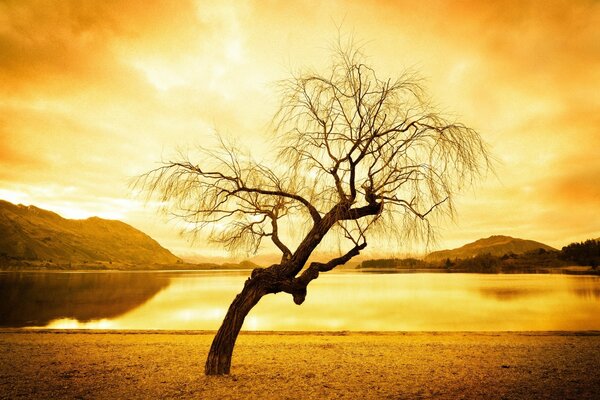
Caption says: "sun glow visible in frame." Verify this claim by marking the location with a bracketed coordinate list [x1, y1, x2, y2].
[132, 61, 187, 92]
[43, 318, 117, 330]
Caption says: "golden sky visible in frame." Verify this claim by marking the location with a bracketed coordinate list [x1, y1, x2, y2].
[1, 0, 598, 259]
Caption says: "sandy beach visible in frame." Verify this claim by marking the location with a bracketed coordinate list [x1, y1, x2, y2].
[1, 330, 599, 399]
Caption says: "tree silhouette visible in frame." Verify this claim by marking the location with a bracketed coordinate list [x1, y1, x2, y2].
[561, 239, 600, 269]
[138, 42, 491, 375]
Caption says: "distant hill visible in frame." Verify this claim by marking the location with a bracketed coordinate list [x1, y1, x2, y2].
[425, 235, 556, 262]
[0, 200, 180, 265]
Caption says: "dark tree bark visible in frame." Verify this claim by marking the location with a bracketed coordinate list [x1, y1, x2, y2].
[205, 276, 268, 375]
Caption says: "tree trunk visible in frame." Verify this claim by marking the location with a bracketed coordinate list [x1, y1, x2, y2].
[205, 277, 267, 375]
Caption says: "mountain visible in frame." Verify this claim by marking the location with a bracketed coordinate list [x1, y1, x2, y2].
[0, 200, 180, 265]
[425, 235, 556, 262]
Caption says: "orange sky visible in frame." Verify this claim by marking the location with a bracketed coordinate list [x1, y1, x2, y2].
[1, 0, 598, 259]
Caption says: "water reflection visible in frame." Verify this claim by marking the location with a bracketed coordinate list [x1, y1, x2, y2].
[571, 277, 600, 300]
[478, 279, 555, 300]
[479, 288, 538, 300]
[0, 272, 170, 327]
[1, 272, 600, 331]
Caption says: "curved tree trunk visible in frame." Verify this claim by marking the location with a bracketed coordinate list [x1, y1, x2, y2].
[205, 277, 267, 375]
[204, 241, 367, 375]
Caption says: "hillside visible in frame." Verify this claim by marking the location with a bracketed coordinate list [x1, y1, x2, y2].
[0, 200, 180, 265]
[425, 235, 556, 262]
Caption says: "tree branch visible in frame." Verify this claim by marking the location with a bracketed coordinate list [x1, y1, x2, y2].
[239, 187, 321, 223]
[267, 211, 292, 262]
[340, 201, 383, 221]
[279, 242, 366, 305]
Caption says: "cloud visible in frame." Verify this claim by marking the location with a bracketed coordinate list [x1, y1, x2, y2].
[0, 1, 203, 88]
[545, 161, 600, 207]
[0, 0, 598, 255]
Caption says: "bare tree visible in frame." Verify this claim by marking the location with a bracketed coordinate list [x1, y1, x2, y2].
[138, 42, 491, 375]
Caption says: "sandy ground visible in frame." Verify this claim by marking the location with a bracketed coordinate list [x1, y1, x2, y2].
[1, 331, 599, 399]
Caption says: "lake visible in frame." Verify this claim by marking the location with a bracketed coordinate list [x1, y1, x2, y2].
[1, 271, 599, 331]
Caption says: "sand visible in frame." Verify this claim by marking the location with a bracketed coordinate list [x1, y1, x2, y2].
[1, 330, 599, 399]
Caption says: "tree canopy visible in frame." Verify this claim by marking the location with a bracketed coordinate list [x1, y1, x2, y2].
[138, 44, 491, 260]
[137, 41, 492, 375]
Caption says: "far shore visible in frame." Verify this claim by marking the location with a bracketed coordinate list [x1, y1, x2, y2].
[356, 265, 600, 276]
[0, 260, 255, 272]
[1, 330, 599, 399]
[1, 263, 599, 276]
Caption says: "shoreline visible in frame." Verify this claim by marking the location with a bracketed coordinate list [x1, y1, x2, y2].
[3, 328, 600, 335]
[2, 330, 599, 399]
[1, 267, 599, 276]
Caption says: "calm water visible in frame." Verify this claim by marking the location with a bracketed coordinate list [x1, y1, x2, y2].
[1, 271, 599, 331]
